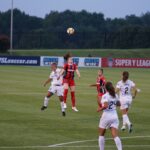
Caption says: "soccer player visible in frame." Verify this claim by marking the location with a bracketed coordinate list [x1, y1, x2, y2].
[90, 68, 106, 109]
[116, 71, 137, 133]
[41, 63, 66, 116]
[98, 82, 122, 150]
[59, 53, 80, 112]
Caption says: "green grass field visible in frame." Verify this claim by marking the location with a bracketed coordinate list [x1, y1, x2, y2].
[2, 48, 150, 58]
[0, 66, 150, 150]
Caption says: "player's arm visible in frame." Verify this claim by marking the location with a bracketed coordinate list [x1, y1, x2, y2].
[90, 83, 99, 87]
[59, 68, 65, 76]
[57, 68, 64, 80]
[97, 102, 108, 112]
[115, 82, 120, 94]
[132, 86, 138, 99]
[115, 88, 120, 94]
[76, 69, 80, 78]
[43, 78, 52, 87]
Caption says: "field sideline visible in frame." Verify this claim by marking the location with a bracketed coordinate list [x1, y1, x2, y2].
[0, 66, 150, 150]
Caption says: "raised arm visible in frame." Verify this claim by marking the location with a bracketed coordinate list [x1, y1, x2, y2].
[90, 83, 99, 87]
[59, 68, 65, 77]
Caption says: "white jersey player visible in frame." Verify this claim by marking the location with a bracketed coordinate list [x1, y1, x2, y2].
[41, 63, 65, 116]
[116, 71, 137, 132]
[98, 82, 122, 150]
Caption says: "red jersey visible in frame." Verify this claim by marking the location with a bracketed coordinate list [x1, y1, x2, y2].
[96, 76, 106, 96]
[63, 63, 77, 80]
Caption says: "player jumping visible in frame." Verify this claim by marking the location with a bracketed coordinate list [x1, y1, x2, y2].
[90, 68, 106, 109]
[59, 53, 80, 112]
[41, 63, 66, 116]
[116, 71, 137, 133]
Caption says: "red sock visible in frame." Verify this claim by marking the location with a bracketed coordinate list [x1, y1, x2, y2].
[71, 91, 76, 107]
[63, 89, 68, 103]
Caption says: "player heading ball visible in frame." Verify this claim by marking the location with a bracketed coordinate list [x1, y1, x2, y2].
[59, 53, 81, 112]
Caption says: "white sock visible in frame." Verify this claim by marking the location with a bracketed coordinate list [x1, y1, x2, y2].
[98, 136, 105, 150]
[123, 114, 131, 126]
[114, 137, 122, 150]
[44, 97, 50, 107]
[122, 115, 126, 126]
[60, 102, 65, 112]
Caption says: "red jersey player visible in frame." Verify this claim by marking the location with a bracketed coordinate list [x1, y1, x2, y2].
[59, 53, 80, 112]
[90, 68, 106, 108]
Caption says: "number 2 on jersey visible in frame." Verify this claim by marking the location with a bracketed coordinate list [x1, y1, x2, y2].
[108, 101, 116, 109]
[124, 87, 129, 94]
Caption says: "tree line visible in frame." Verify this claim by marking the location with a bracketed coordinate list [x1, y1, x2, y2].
[0, 9, 150, 49]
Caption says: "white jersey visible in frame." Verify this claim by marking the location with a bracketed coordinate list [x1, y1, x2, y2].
[101, 92, 119, 113]
[49, 68, 63, 86]
[116, 79, 135, 98]
[99, 92, 119, 129]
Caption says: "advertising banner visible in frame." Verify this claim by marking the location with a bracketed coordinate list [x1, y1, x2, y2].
[102, 58, 150, 68]
[0, 56, 40, 66]
[41, 56, 101, 67]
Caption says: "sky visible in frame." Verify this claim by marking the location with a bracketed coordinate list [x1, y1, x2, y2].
[0, 0, 150, 18]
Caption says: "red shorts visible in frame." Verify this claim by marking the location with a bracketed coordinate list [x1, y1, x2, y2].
[63, 78, 75, 86]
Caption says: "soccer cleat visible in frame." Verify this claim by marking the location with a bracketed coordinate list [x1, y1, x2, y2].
[72, 107, 79, 112]
[41, 106, 47, 111]
[64, 103, 67, 109]
[62, 111, 66, 117]
[128, 124, 133, 133]
[121, 125, 126, 131]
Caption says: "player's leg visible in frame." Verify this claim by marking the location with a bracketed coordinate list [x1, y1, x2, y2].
[98, 128, 106, 150]
[121, 108, 132, 133]
[70, 83, 78, 112]
[111, 127, 122, 150]
[63, 82, 69, 108]
[58, 96, 66, 116]
[120, 98, 132, 132]
[57, 86, 66, 116]
[41, 92, 53, 111]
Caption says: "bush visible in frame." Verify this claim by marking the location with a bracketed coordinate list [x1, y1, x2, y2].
[0, 35, 10, 53]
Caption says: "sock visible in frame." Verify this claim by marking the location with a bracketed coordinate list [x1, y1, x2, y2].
[114, 137, 122, 150]
[123, 114, 131, 126]
[122, 115, 126, 126]
[44, 97, 50, 107]
[98, 136, 105, 150]
[71, 91, 76, 107]
[60, 102, 65, 112]
[63, 89, 68, 104]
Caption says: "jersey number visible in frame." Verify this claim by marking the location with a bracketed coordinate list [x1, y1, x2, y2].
[125, 87, 129, 94]
[109, 101, 116, 109]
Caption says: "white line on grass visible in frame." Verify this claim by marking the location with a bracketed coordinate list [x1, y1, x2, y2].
[48, 135, 150, 147]
[0, 135, 150, 149]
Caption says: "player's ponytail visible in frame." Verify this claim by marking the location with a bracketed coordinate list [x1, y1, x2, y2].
[105, 82, 116, 98]
[64, 52, 72, 61]
[122, 71, 129, 82]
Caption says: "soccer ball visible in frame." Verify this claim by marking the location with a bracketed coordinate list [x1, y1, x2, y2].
[67, 27, 75, 35]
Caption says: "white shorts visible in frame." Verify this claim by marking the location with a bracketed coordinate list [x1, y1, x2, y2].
[120, 97, 132, 109]
[99, 112, 119, 129]
[48, 85, 63, 96]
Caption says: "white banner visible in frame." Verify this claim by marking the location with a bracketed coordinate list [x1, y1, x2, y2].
[40, 56, 101, 67]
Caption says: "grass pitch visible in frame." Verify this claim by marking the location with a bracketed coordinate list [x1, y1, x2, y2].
[0, 66, 150, 150]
